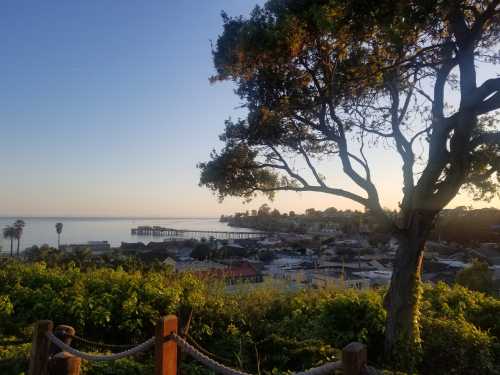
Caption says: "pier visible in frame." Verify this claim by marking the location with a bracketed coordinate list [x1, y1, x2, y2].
[131, 226, 265, 239]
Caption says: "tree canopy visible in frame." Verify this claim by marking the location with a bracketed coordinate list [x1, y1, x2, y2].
[199, 0, 500, 365]
[199, 0, 500, 226]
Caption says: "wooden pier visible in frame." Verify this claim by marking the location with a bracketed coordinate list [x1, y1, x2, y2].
[131, 226, 265, 239]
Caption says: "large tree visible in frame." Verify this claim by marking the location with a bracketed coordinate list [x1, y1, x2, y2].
[198, 0, 500, 367]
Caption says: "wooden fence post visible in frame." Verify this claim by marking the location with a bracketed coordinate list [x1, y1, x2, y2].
[155, 315, 178, 375]
[28, 320, 54, 375]
[48, 325, 81, 375]
[342, 342, 367, 375]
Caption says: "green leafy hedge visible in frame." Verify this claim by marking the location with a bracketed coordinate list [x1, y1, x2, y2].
[0, 260, 498, 374]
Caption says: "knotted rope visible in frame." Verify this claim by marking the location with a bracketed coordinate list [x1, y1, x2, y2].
[172, 333, 253, 375]
[66, 334, 138, 349]
[171, 333, 342, 375]
[46, 330, 344, 375]
[46, 332, 154, 362]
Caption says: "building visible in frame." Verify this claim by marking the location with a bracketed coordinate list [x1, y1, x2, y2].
[62, 241, 110, 254]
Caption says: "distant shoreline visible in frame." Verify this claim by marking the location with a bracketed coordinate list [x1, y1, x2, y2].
[0, 217, 251, 249]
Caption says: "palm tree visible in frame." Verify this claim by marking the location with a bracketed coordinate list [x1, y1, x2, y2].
[3, 226, 16, 257]
[13, 220, 25, 257]
[55, 222, 63, 249]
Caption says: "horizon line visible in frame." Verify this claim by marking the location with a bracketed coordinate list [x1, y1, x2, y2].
[0, 216, 220, 220]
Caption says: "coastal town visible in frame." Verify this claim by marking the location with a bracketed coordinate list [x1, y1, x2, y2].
[49, 206, 500, 296]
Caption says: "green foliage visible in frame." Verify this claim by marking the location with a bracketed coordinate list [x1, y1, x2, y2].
[0, 262, 499, 374]
[456, 259, 495, 294]
[0, 260, 206, 341]
[420, 282, 500, 374]
[201, 2, 500, 367]
[423, 282, 500, 339]
[82, 356, 154, 375]
[0, 342, 30, 375]
[318, 291, 386, 361]
[198, 143, 281, 202]
[421, 318, 496, 375]
[0, 295, 13, 319]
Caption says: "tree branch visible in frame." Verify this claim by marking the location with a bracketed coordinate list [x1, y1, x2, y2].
[386, 78, 415, 206]
[474, 77, 500, 102]
[267, 145, 309, 187]
[250, 185, 370, 207]
[476, 91, 500, 115]
[297, 144, 326, 187]
[471, 131, 500, 148]
[328, 108, 386, 218]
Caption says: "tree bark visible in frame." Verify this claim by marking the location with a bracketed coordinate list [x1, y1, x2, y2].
[384, 210, 435, 369]
[10, 238, 13, 257]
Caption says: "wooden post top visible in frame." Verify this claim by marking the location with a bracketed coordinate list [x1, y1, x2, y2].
[155, 315, 178, 375]
[343, 342, 367, 353]
[342, 342, 367, 375]
[54, 325, 76, 337]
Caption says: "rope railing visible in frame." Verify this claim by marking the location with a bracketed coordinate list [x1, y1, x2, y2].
[185, 332, 236, 366]
[172, 333, 253, 375]
[29, 317, 370, 375]
[172, 333, 343, 375]
[45, 330, 343, 375]
[45, 332, 155, 362]
[66, 333, 139, 350]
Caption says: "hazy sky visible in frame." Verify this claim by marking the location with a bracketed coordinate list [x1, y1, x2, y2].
[0, 1, 498, 218]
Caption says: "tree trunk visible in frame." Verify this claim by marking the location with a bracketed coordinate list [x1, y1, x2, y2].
[58, 234, 60, 250]
[17, 239, 20, 257]
[384, 210, 435, 369]
[10, 238, 13, 257]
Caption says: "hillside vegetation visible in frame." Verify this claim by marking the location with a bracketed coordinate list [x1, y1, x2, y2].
[0, 259, 499, 374]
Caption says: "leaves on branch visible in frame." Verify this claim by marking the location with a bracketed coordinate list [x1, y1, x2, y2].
[201, 0, 500, 221]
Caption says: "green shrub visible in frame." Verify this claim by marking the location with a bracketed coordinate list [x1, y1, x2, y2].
[423, 282, 500, 338]
[0, 342, 30, 375]
[0, 261, 499, 374]
[420, 317, 497, 375]
[456, 260, 495, 294]
[318, 290, 386, 361]
[82, 356, 154, 375]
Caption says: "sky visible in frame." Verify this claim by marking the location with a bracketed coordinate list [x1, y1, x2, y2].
[0, 1, 498, 218]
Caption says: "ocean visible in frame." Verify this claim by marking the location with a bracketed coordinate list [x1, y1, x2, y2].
[0, 217, 254, 252]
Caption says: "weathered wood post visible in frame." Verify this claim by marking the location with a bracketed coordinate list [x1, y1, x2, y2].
[342, 342, 367, 375]
[155, 315, 178, 375]
[28, 320, 54, 375]
[48, 325, 81, 375]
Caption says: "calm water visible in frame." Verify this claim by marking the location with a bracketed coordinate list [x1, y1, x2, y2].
[0, 217, 254, 252]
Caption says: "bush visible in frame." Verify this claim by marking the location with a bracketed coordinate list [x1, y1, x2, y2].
[0, 261, 498, 374]
[456, 260, 495, 294]
[82, 357, 154, 375]
[421, 317, 496, 375]
[318, 291, 386, 361]
[423, 282, 500, 338]
[0, 342, 30, 375]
